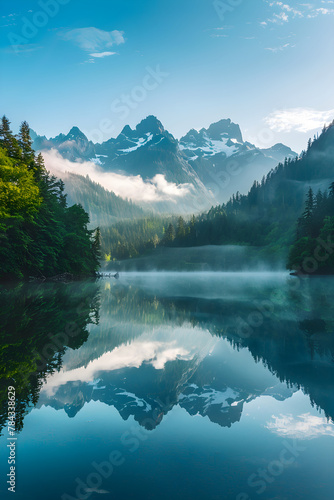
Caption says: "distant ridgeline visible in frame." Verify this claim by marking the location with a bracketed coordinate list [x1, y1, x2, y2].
[101, 121, 334, 271]
[0, 116, 100, 280]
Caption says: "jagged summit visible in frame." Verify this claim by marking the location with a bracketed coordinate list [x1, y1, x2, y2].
[205, 119, 243, 143]
[136, 115, 164, 136]
[180, 119, 243, 145]
[118, 116, 165, 139]
[66, 126, 88, 141]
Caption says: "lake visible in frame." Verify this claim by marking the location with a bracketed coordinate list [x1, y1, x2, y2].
[0, 272, 334, 500]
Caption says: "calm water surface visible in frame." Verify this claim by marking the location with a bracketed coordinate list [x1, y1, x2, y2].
[0, 272, 333, 500]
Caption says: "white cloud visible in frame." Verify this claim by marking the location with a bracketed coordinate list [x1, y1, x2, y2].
[265, 107, 334, 132]
[40, 325, 215, 396]
[42, 149, 192, 203]
[265, 42, 295, 52]
[42, 340, 191, 395]
[263, 0, 334, 24]
[273, 11, 289, 22]
[89, 51, 116, 58]
[266, 413, 334, 439]
[60, 27, 124, 62]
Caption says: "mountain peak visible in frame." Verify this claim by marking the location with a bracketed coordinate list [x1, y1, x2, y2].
[66, 126, 88, 141]
[136, 115, 165, 136]
[120, 124, 133, 137]
[205, 119, 243, 143]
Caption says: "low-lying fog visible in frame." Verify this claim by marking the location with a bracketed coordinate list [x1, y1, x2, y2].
[103, 244, 286, 273]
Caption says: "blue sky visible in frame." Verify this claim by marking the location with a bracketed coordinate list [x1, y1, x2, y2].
[1, 0, 334, 152]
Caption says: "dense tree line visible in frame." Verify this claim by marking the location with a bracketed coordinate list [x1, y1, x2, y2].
[0, 116, 100, 279]
[288, 184, 334, 273]
[101, 216, 177, 260]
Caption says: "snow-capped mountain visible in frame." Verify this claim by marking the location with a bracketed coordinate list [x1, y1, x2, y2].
[31, 116, 297, 207]
[37, 352, 296, 429]
[94, 116, 200, 184]
[179, 119, 297, 201]
[179, 119, 244, 159]
[180, 118, 296, 162]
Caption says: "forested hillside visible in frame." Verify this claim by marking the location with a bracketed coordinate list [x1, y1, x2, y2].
[64, 172, 145, 228]
[0, 116, 100, 280]
[101, 216, 176, 260]
[288, 184, 334, 274]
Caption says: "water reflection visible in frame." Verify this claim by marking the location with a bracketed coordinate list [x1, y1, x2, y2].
[1, 272, 333, 436]
[0, 281, 100, 435]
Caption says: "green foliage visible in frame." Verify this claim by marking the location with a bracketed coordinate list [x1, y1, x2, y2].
[164, 222, 176, 245]
[0, 116, 100, 280]
[100, 216, 174, 260]
[288, 183, 334, 274]
[0, 148, 41, 219]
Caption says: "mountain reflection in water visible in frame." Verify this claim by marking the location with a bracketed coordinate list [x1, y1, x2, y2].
[0, 272, 333, 500]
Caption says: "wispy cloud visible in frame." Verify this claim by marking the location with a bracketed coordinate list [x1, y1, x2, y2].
[265, 42, 295, 52]
[265, 107, 334, 132]
[59, 27, 124, 62]
[262, 0, 334, 25]
[210, 26, 234, 30]
[207, 26, 233, 38]
[1, 12, 18, 27]
[89, 51, 116, 58]
[266, 1, 303, 23]
[266, 413, 334, 439]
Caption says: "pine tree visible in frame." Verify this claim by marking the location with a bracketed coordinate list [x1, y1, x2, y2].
[18, 121, 34, 165]
[34, 152, 46, 181]
[0, 116, 21, 158]
[92, 227, 101, 261]
[315, 189, 323, 209]
[164, 223, 175, 245]
[303, 187, 314, 221]
[176, 216, 186, 239]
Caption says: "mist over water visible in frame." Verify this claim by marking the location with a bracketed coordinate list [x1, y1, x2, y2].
[104, 244, 286, 272]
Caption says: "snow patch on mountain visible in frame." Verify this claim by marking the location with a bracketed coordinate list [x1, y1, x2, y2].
[119, 133, 153, 153]
[180, 133, 239, 158]
[116, 390, 152, 412]
[179, 386, 239, 412]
